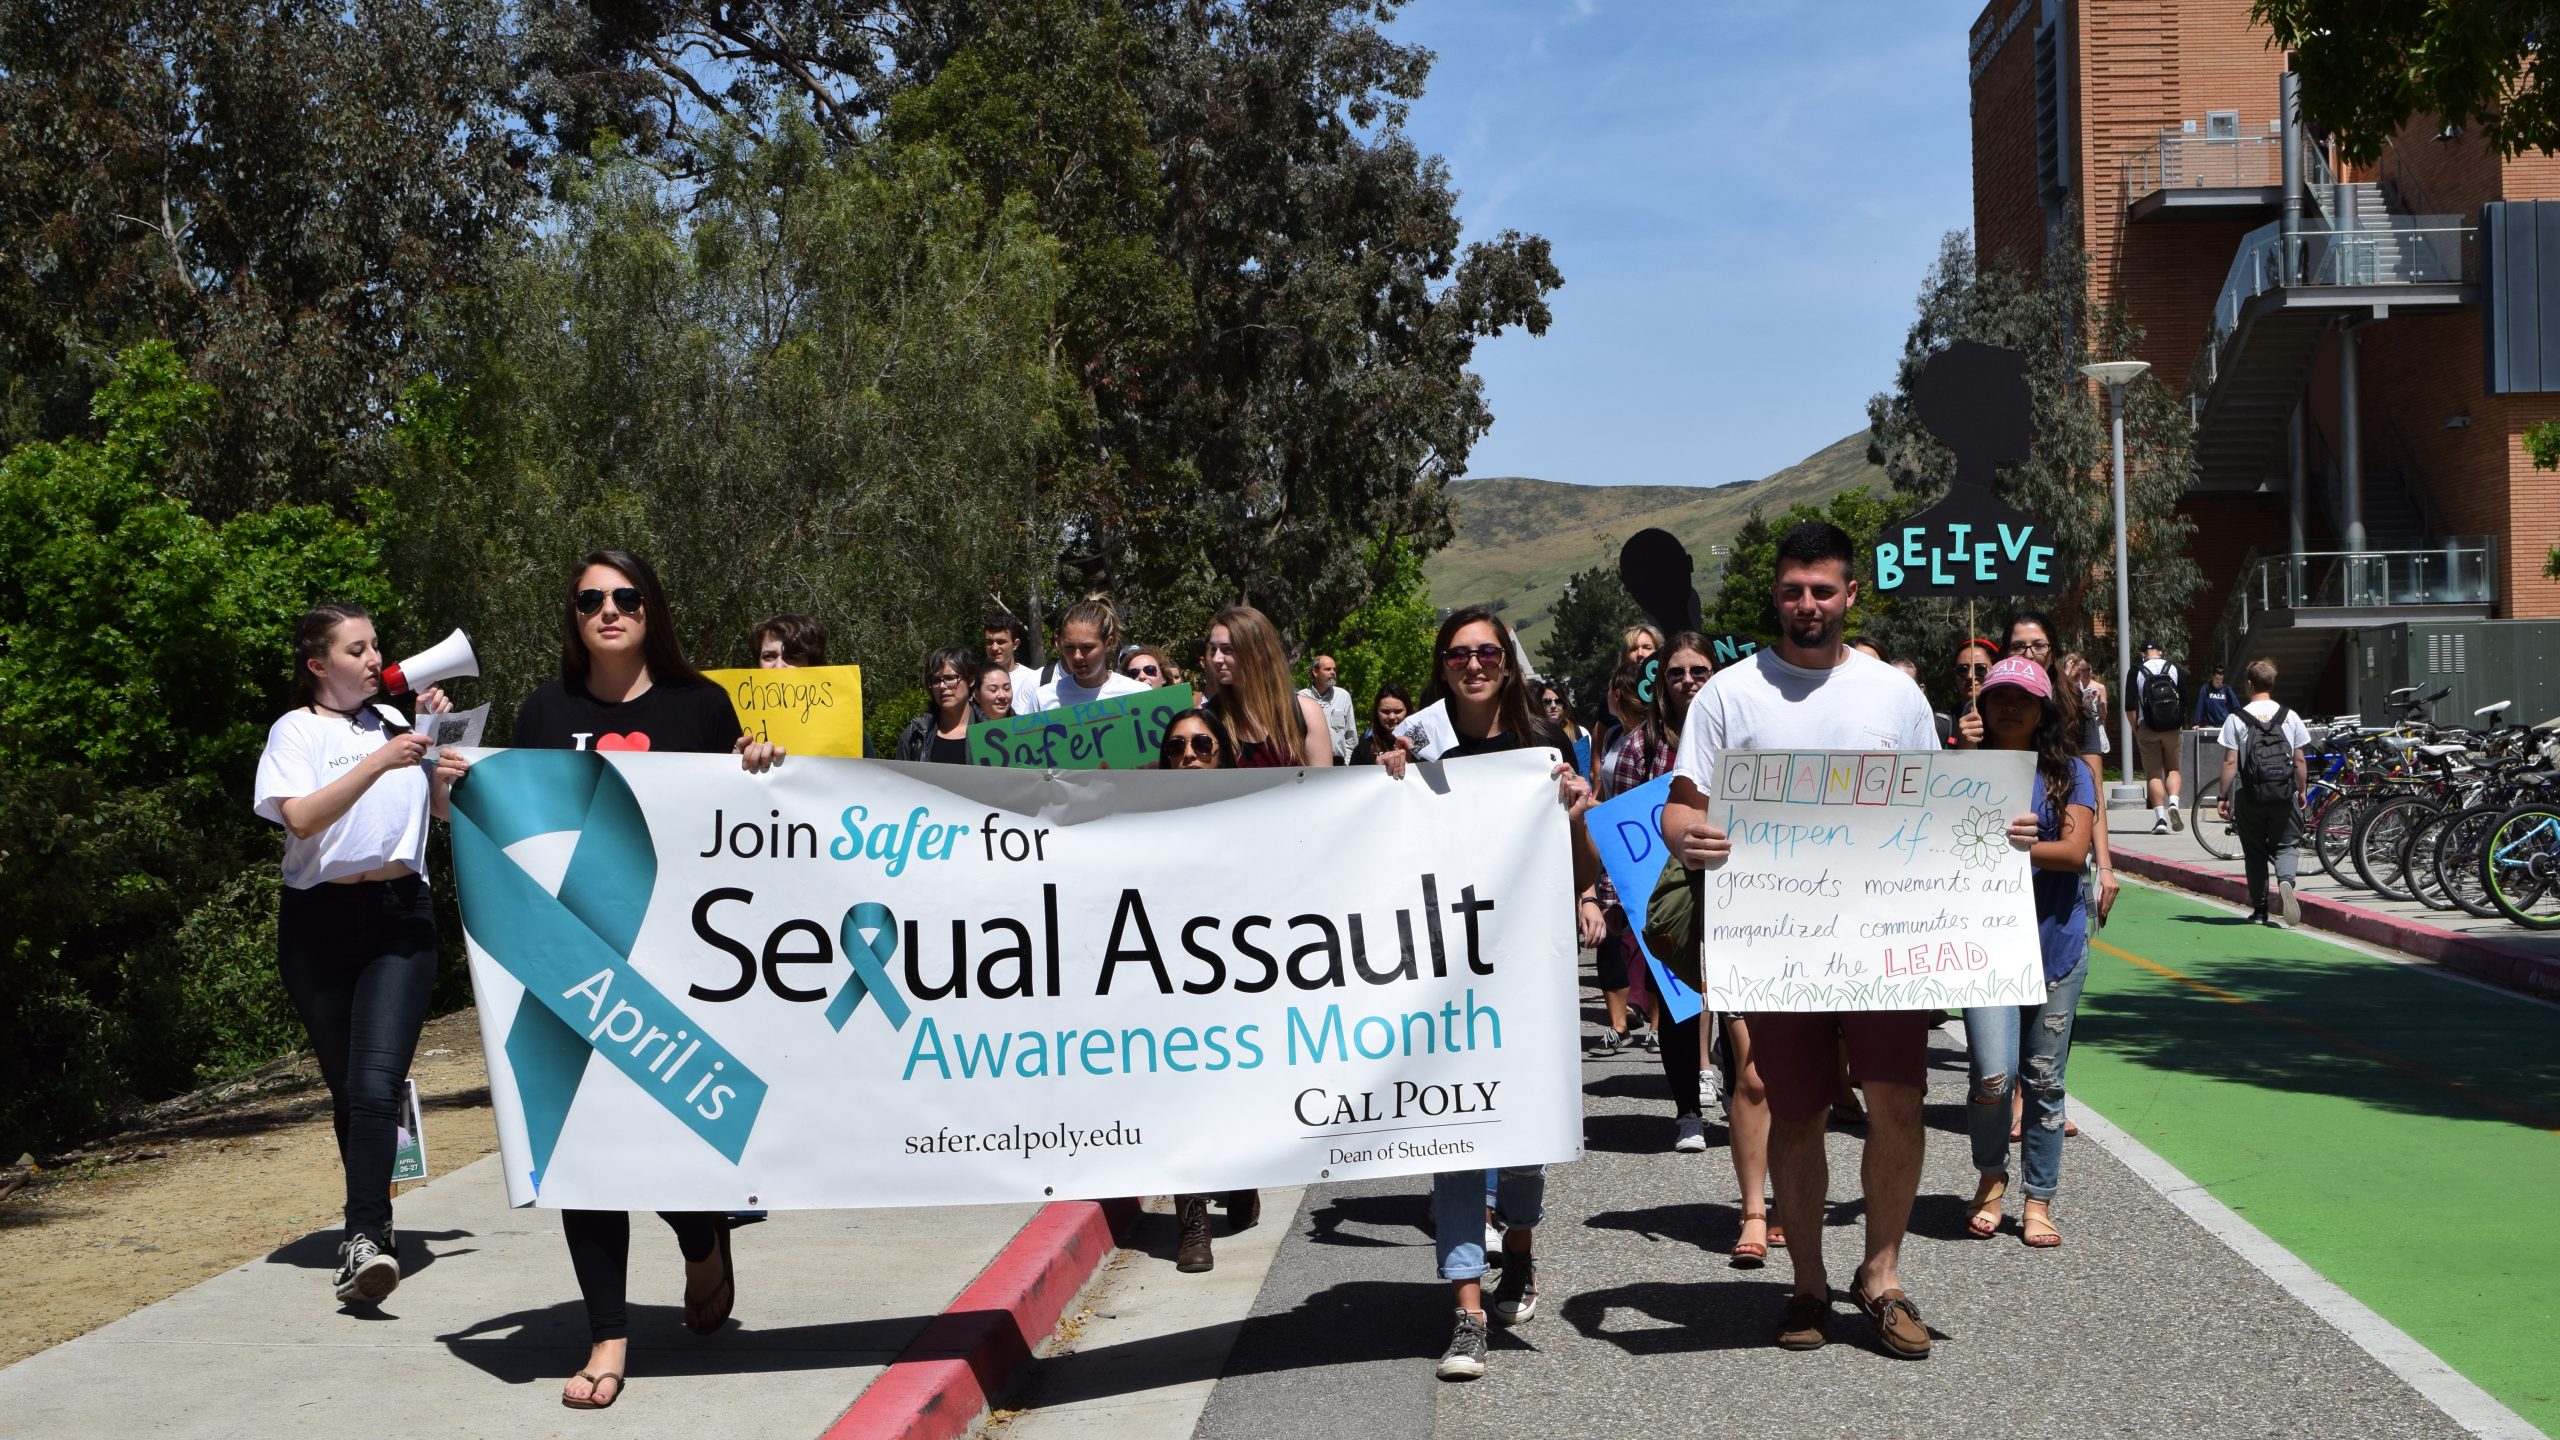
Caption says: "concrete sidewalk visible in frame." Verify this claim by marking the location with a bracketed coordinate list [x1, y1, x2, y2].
[0, 1154, 1041, 1438]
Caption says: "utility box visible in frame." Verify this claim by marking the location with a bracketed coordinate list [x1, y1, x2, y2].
[2344, 620, 2560, 726]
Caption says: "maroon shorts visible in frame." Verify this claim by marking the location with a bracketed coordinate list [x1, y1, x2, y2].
[1745, 1010, 1932, 1122]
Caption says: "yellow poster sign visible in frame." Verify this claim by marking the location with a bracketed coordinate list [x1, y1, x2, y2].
[701, 666, 867, 758]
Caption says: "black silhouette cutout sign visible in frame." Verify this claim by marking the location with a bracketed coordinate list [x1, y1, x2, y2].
[1615, 528, 1759, 670]
[1874, 340, 2059, 596]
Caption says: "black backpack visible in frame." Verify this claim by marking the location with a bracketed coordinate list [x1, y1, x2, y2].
[2235, 704, 2296, 804]
[2138, 667, 2183, 732]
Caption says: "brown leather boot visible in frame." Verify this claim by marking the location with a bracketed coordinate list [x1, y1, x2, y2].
[1175, 1194, 1214, 1272]
[1221, 1189, 1261, 1231]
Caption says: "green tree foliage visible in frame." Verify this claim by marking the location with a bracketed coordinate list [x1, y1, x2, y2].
[1538, 565, 1641, 722]
[387, 117, 1066, 736]
[1861, 231, 2200, 709]
[2255, 1, 2560, 164]
[0, 0, 529, 513]
[0, 343, 394, 1154]
[1306, 536, 1438, 712]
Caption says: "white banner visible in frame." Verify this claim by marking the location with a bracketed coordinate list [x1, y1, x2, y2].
[448, 747, 1582, 1210]
[1700, 748, 2047, 1012]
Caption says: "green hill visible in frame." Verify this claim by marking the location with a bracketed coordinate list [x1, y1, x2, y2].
[1426, 431, 1886, 652]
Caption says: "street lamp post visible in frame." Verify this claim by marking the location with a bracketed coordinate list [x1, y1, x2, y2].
[2080, 359, 2151, 792]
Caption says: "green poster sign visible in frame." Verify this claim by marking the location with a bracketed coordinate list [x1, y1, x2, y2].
[967, 684, 1194, 769]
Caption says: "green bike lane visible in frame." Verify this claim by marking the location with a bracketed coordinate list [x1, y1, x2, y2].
[2074, 881, 2560, 1434]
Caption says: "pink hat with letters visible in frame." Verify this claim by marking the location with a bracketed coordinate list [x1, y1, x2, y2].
[1979, 655, 2054, 705]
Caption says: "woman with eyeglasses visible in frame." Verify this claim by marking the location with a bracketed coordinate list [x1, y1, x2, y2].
[1377, 605, 1601, 1380]
[1201, 604, 1333, 766]
[508, 549, 784, 1411]
[1121, 646, 1173, 688]
[253, 604, 468, 1310]
[896, 646, 986, 764]
[1534, 680, 1590, 780]
[1349, 682, 1411, 765]
[1145, 706, 1263, 1267]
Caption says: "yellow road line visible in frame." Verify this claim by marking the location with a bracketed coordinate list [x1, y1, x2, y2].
[2090, 937, 2560, 1136]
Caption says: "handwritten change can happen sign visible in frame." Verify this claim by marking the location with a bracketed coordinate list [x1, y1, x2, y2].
[969, 684, 1192, 770]
[1701, 748, 2045, 1012]
[703, 666, 867, 758]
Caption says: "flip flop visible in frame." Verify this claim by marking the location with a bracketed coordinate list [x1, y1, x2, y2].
[562, 1372, 624, 1410]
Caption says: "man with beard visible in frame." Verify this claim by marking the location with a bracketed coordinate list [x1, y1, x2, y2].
[1657, 522, 2032, 1359]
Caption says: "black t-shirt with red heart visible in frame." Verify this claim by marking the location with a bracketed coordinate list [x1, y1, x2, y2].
[511, 677, 745, 755]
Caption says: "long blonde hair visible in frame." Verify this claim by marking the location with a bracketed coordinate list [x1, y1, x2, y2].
[1210, 604, 1306, 763]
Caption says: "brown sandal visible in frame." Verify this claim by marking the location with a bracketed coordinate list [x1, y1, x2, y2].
[562, 1371, 624, 1410]
[1730, 1211, 1769, 1267]
[1968, 1173, 2008, 1238]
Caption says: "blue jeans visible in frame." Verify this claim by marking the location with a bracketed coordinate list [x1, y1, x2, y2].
[1963, 952, 2089, 1201]
[1432, 1166, 1545, 1280]
[277, 875, 439, 1244]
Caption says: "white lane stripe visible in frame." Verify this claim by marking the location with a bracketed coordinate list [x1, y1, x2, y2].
[2068, 1099, 2547, 1440]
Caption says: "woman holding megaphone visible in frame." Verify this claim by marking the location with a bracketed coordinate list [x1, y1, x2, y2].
[509, 549, 784, 1411]
[253, 603, 470, 1309]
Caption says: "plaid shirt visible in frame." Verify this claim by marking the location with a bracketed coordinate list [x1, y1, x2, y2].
[1593, 724, 1678, 906]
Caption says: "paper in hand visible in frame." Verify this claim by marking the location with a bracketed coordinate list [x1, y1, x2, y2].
[1392, 700, 1460, 762]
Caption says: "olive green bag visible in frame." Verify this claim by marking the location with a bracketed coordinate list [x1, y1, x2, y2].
[1640, 853, 1705, 992]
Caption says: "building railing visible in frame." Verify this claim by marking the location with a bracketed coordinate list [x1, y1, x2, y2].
[2231, 540, 2499, 635]
[2123, 132, 2282, 200]
[2208, 217, 2474, 369]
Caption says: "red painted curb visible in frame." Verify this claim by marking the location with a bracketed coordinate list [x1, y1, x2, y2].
[818, 1196, 1143, 1440]
[2112, 847, 2560, 1002]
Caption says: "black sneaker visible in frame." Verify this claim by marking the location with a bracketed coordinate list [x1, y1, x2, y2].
[1587, 1027, 1625, 1059]
[1624, 1021, 1653, 1050]
[2245, 908, 2267, 926]
[333, 1234, 399, 1304]
[1491, 1256, 1539, 1326]
[1436, 1308, 1489, 1379]
[1673, 1113, 1708, 1153]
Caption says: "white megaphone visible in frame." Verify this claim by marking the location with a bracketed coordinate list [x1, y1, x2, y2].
[381, 629, 478, 696]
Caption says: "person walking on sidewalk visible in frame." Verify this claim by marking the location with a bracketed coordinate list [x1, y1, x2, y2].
[2216, 658, 2310, 927]
[1151, 708, 1265, 1271]
[1378, 605, 1601, 1381]
[1960, 657, 2096, 1250]
[508, 549, 787, 1410]
[2128, 641, 2187, 833]
[2192, 666, 2240, 729]
[1298, 653, 1358, 764]
[253, 604, 470, 1308]
[1659, 522, 2037, 1359]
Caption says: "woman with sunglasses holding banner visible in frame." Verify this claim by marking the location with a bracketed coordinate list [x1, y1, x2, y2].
[508, 549, 785, 1411]
[253, 604, 469, 1309]
[1378, 606, 1594, 1380]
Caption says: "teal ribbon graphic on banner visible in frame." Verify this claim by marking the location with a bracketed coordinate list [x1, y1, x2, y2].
[829, 902, 911, 1032]
[450, 750, 767, 1189]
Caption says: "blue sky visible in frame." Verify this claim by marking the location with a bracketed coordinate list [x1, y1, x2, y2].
[1389, 0, 1978, 488]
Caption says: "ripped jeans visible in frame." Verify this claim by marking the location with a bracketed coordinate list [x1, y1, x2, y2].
[1963, 951, 2088, 1200]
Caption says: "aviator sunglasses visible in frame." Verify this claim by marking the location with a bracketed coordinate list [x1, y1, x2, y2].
[1173, 732, 1220, 758]
[575, 586, 645, 616]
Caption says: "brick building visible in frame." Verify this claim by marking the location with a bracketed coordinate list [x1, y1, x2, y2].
[1969, 0, 2560, 715]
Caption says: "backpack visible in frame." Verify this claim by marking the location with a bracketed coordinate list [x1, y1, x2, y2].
[2235, 704, 2296, 804]
[2138, 666, 2183, 732]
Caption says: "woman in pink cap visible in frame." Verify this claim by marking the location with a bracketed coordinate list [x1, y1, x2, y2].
[1960, 656, 2095, 1249]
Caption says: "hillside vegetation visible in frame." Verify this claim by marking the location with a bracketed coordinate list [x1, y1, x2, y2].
[1426, 431, 1885, 651]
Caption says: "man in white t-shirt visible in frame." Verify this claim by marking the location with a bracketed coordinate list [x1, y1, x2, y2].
[2215, 656, 2311, 928]
[1298, 654, 1357, 765]
[983, 611, 1043, 714]
[1658, 521, 2035, 1359]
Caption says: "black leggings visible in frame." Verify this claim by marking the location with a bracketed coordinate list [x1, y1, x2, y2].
[562, 1210, 721, 1341]
[1658, 1005, 1704, 1117]
[277, 875, 438, 1245]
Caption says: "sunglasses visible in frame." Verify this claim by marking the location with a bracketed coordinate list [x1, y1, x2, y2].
[1440, 644, 1507, 669]
[1172, 733, 1219, 758]
[574, 586, 644, 616]
[1539, 695, 1564, 707]
[1129, 663, 1163, 679]
[1956, 662, 1989, 677]
[1661, 664, 1713, 682]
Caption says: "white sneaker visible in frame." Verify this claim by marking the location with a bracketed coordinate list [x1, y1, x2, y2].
[2169, 804, 2185, 832]
[1699, 1066, 1724, 1114]
[2151, 815, 2171, 834]
[2278, 880, 2300, 927]
[1673, 1114, 1708, 1153]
